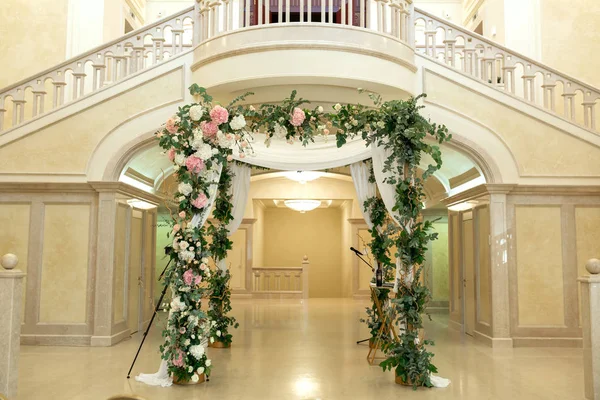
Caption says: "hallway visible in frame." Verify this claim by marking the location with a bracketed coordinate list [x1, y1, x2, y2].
[18, 298, 585, 400]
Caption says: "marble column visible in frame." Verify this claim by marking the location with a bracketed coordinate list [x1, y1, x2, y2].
[0, 254, 25, 399]
[579, 258, 600, 400]
[488, 192, 513, 347]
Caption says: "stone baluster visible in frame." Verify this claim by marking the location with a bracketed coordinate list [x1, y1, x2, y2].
[463, 47, 476, 76]
[424, 29, 436, 58]
[302, 256, 309, 299]
[502, 61, 517, 94]
[444, 36, 456, 67]
[542, 73, 557, 111]
[172, 28, 184, 54]
[11, 89, 26, 126]
[152, 28, 166, 64]
[92, 52, 107, 90]
[562, 84, 577, 122]
[522, 73, 536, 103]
[406, 0, 414, 47]
[0, 254, 26, 399]
[31, 79, 47, 118]
[0, 98, 5, 131]
[194, 0, 203, 45]
[284, 271, 291, 291]
[389, 2, 399, 39]
[52, 71, 67, 108]
[274, 271, 281, 290]
[253, 270, 260, 291]
[578, 258, 600, 400]
[482, 45, 496, 84]
[583, 92, 597, 130]
[72, 61, 87, 100]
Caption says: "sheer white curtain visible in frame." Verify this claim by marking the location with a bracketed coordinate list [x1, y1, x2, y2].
[217, 162, 251, 275]
[350, 161, 376, 229]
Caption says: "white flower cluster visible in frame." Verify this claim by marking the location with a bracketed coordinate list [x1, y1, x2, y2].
[274, 123, 287, 139]
[230, 114, 246, 130]
[189, 344, 205, 360]
[217, 131, 236, 149]
[191, 130, 204, 150]
[178, 250, 195, 262]
[189, 105, 205, 121]
[194, 143, 213, 161]
[175, 153, 186, 166]
[170, 296, 186, 312]
[178, 182, 193, 197]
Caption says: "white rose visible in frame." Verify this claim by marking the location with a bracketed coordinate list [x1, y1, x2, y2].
[185, 339, 191, 346]
[206, 359, 212, 367]
[197, 367, 205, 374]
[178, 182, 193, 197]
[377, 121, 385, 128]
[212, 148, 219, 155]
[230, 114, 246, 130]
[179, 241, 189, 250]
[273, 123, 287, 139]
[317, 106, 323, 113]
[194, 143, 213, 161]
[210, 337, 215, 343]
[190, 344, 205, 359]
[172, 136, 179, 143]
[189, 105, 205, 121]
[170, 296, 186, 312]
[173, 165, 180, 171]
[175, 153, 186, 166]
[333, 103, 342, 111]
[191, 374, 199, 383]
[178, 250, 195, 262]
[216, 330, 221, 337]
[202, 257, 209, 264]
[188, 366, 193, 373]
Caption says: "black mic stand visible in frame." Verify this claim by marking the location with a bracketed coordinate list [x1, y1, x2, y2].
[351, 249, 379, 345]
[126, 258, 172, 379]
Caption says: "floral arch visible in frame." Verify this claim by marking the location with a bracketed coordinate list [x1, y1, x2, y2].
[151, 84, 450, 387]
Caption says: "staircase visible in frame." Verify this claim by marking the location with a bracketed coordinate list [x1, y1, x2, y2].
[0, 2, 598, 135]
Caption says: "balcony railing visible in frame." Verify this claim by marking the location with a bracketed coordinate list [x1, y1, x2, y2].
[252, 256, 309, 298]
[414, 8, 600, 132]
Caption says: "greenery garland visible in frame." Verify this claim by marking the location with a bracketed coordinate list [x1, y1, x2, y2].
[207, 163, 239, 346]
[156, 85, 449, 385]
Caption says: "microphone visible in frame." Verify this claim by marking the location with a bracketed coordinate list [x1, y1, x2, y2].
[350, 247, 364, 256]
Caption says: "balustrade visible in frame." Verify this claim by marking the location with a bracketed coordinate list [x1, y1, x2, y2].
[252, 256, 309, 298]
[194, 0, 414, 45]
[414, 8, 600, 132]
[0, 7, 194, 133]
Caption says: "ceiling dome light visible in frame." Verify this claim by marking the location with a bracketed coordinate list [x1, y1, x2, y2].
[284, 199, 322, 213]
[284, 171, 323, 184]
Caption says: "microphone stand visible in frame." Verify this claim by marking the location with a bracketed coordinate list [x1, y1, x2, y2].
[126, 258, 172, 379]
[351, 249, 379, 345]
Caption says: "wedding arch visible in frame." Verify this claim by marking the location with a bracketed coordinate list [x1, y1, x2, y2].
[142, 84, 450, 388]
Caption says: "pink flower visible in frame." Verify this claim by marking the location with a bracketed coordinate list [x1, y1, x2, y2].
[323, 128, 330, 135]
[173, 224, 181, 233]
[194, 275, 202, 285]
[201, 121, 218, 139]
[183, 269, 194, 285]
[172, 349, 184, 367]
[239, 152, 245, 159]
[210, 105, 229, 125]
[157, 131, 164, 138]
[166, 118, 178, 134]
[168, 148, 176, 162]
[227, 155, 233, 162]
[179, 327, 186, 334]
[200, 263, 207, 270]
[241, 141, 248, 148]
[191, 193, 208, 209]
[178, 211, 186, 218]
[185, 156, 205, 174]
[290, 107, 306, 127]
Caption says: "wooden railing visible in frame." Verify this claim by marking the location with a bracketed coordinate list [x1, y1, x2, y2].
[414, 8, 600, 132]
[252, 256, 309, 298]
[0, 6, 195, 133]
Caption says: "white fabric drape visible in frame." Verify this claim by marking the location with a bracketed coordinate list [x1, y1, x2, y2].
[190, 162, 223, 229]
[350, 161, 376, 229]
[371, 143, 400, 224]
[225, 163, 251, 235]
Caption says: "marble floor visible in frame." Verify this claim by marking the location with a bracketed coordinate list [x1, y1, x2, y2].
[18, 298, 585, 400]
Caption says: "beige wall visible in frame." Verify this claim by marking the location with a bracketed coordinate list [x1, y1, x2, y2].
[540, 0, 600, 88]
[263, 208, 342, 298]
[252, 201, 265, 268]
[340, 201, 353, 297]
[0, 0, 69, 89]
[430, 219, 450, 303]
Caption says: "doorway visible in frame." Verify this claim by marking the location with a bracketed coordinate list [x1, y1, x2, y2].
[461, 211, 476, 337]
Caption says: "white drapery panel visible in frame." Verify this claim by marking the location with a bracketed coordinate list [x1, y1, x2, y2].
[190, 163, 223, 228]
[232, 133, 370, 170]
[225, 163, 251, 235]
[350, 161, 376, 229]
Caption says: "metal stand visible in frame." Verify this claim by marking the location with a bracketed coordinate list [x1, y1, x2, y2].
[126, 259, 171, 379]
[352, 249, 377, 345]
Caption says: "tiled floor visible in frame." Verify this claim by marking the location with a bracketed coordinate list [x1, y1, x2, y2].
[18, 298, 585, 399]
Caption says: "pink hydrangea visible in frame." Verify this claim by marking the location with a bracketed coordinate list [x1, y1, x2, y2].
[168, 148, 176, 162]
[183, 269, 194, 285]
[166, 118, 178, 134]
[290, 107, 306, 127]
[210, 105, 229, 125]
[194, 275, 202, 285]
[185, 156, 205, 174]
[191, 193, 208, 209]
[201, 121, 218, 139]
[172, 349, 185, 367]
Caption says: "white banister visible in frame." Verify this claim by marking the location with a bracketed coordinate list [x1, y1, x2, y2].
[252, 256, 309, 298]
[0, 254, 25, 399]
[0, 6, 194, 134]
[302, 255, 309, 299]
[414, 7, 600, 133]
[579, 258, 600, 399]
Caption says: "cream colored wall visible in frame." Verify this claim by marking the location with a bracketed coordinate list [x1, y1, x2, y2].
[416, 0, 462, 23]
[424, 71, 600, 178]
[263, 208, 342, 298]
[340, 202, 353, 297]
[476, 206, 491, 326]
[431, 220, 449, 303]
[449, 212, 462, 326]
[114, 204, 128, 324]
[539, 0, 600, 88]
[155, 213, 172, 302]
[357, 228, 374, 291]
[0, 0, 69, 88]
[145, 0, 193, 22]
[252, 201, 265, 268]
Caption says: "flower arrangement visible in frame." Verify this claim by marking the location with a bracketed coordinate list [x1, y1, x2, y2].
[156, 85, 449, 386]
